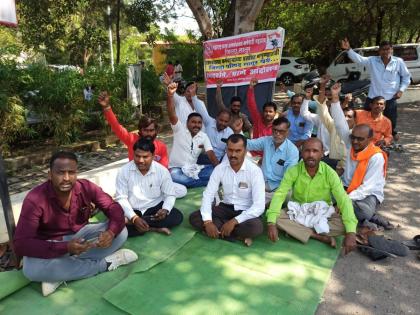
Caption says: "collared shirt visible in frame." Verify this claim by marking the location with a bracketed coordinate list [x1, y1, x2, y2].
[355, 110, 393, 145]
[267, 161, 357, 233]
[115, 161, 176, 219]
[247, 137, 299, 191]
[13, 180, 125, 259]
[330, 101, 386, 202]
[103, 108, 168, 166]
[169, 120, 213, 168]
[215, 88, 253, 133]
[200, 159, 265, 224]
[286, 110, 313, 142]
[173, 92, 195, 126]
[193, 96, 233, 160]
[347, 49, 411, 100]
[246, 88, 272, 138]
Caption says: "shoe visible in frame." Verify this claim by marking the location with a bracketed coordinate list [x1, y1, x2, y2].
[105, 249, 138, 271]
[42, 281, 63, 296]
[370, 214, 394, 230]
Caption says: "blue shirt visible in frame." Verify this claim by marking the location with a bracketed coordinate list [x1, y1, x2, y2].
[247, 137, 299, 191]
[286, 110, 313, 143]
[193, 96, 233, 160]
[348, 49, 411, 100]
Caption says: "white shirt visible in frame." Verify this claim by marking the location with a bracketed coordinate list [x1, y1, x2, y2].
[169, 120, 213, 168]
[193, 96, 233, 160]
[300, 99, 331, 154]
[173, 93, 195, 126]
[174, 64, 183, 80]
[200, 159, 265, 224]
[115, 161, 176, 219]
[330, 101, 385, 202]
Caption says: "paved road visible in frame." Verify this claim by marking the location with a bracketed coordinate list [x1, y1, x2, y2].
[316, 89, 420, 315]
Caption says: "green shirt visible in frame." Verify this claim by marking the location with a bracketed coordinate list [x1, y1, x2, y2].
[266, 161, 358, 233]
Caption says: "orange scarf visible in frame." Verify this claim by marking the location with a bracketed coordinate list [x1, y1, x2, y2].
[347, 143, 387, 193]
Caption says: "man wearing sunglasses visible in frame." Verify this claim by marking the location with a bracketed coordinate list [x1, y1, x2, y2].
[330, 84, 393, 230]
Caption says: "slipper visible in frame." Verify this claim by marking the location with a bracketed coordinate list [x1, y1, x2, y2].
[357, 245, 393, 261]
[368, 235, 409, 257]
[401, 235, 420, 250]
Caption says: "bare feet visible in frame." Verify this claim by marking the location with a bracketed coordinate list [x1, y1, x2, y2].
[150, 227, 172, 235]
[311, 233, 336, 248]
[244, 238, 253, 247]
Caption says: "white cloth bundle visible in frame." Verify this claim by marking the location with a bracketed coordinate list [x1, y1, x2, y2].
[181, 164, 205, 179]
[287, 201, 335, 234]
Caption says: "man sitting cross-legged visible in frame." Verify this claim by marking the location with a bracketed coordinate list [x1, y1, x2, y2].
[330, 87, 392, 230]
[14, 151, 138, 297]
[189, 134, 265, 246]
[167, 82, 219, 188]
[115, 138, 183, 236]
[266, 138, 358, 254]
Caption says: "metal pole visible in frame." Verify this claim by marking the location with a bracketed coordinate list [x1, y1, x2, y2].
[0, 153, 19, 266]
[107, 5, 114, 73]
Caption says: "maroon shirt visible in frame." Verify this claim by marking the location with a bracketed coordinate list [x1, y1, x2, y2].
[13, 179, 125, 259]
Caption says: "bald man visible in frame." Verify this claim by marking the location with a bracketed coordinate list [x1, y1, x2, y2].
[266, 138, 357, 254]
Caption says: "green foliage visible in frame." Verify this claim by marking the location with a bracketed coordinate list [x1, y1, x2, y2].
[141, 65, 164, 108]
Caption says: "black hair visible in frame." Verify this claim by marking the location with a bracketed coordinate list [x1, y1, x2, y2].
[371, 95, 385, 103]
[187, 112, 203, 122]
[379, 41, 392, 48]
[302, 138, 324, 150]
[185, 81, 195, 89]
[290, 94, 304, 103]
[49, 151, 78, 169]
[138, 115, 159, 131]
[230, 96, 242, 104]
[217, 109, 231, 118]
[133, 138, 155, 154]
[273, 117, 290, 128]
[226, 133, 247, 148]
[262, 101, 277, 111]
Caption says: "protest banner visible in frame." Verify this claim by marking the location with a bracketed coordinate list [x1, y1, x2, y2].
[204, 28, 285, 88]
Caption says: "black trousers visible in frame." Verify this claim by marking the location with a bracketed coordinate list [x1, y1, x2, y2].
[127, 201, 183, 237]
[189, 202, 263, 239]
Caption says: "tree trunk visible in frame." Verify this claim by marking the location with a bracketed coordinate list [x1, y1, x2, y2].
[222, 0, 236, 37]
[116, 0, 121, 64]
[186, 0, 214, 39]
[375, 6, 384, 45]
[234, 0, 266, 35]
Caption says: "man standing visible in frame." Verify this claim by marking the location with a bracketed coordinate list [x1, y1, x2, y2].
[174, 60, 183, 80]
[14, 152, 137, 296]
[167, 82, 219, 187]
[115, 139, 183, 237]
[266, 139, 358, 253]
[330, 85, 393, 230]
[340, 38, 411, 137]
[215, 80, 253, 135]
[189, 134, 265, 246]
[247, 117, 299, 203]
[285, 94, 314, 148]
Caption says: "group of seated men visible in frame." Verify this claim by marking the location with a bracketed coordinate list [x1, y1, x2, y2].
[14, 50, 402, 297]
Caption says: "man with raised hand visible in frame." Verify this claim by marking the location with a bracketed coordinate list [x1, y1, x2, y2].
[215, 79, 253, 135]
[330, 84, 393, 230]
[116, 138, 183, 237]
[166, 82, 219, 188]
[266, 138, 358, 253]
[14, 151, 137, 297]
[189, 134, 265, 247]
[340, 38, 410, 137]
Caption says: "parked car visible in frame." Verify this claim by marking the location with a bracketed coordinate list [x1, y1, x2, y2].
[277, 57, 311, 85]
[327, 43, 420, 84]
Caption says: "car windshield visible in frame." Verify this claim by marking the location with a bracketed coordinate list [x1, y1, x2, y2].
[295, 58, 308, 64]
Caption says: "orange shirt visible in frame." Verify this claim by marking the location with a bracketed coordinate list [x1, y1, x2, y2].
[355, 110, 393, 145]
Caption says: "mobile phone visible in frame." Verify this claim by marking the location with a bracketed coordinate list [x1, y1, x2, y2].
[83, 237, 99, 244]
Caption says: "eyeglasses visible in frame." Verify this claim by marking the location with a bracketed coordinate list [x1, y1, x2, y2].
[349, 135, 367, 142]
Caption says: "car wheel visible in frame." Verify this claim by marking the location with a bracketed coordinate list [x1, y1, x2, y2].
[281, 73, 294, 85]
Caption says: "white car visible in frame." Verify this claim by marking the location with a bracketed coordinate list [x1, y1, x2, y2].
[277, 57, 311, 85]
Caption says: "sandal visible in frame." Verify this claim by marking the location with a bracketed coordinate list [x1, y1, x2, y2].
[402, 235, 420, 250]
